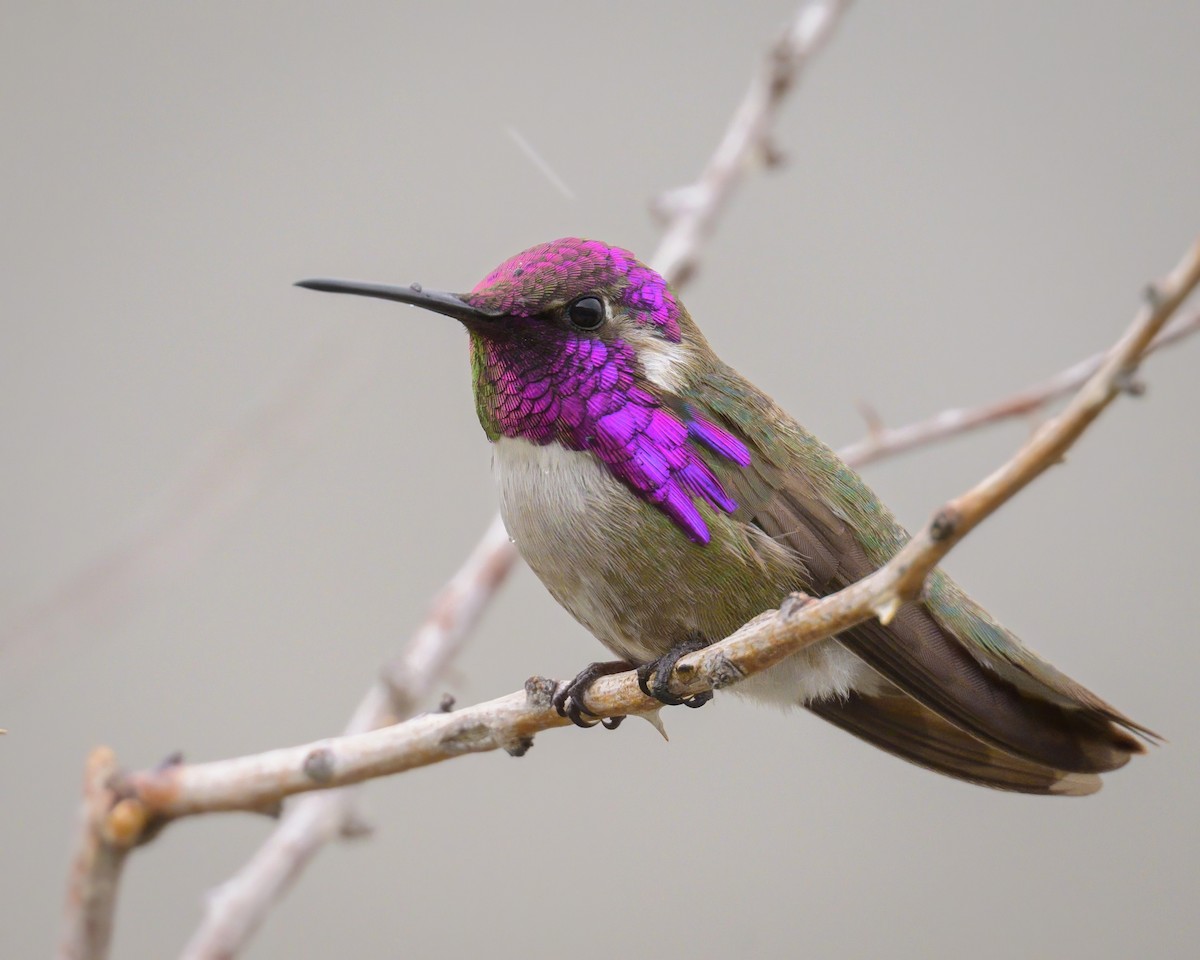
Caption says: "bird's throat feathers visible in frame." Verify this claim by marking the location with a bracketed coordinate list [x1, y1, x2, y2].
[469, 329, 749, 545]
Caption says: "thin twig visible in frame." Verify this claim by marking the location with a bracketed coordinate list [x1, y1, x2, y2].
[651, 0, 853, 286]
[85, 238, 1200, 826]
[170, 3, 854, 957]
[58, 749, 132, 960]
[175, 518, 515, 960]
[840, 309, 1200, 468]
[5, 330, 365, 658]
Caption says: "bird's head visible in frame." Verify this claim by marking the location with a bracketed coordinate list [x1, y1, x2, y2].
[299, 238, 746, 543]
[298, 238, 711, 438]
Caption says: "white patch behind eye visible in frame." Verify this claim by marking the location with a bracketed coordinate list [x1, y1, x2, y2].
[639, 341, 688, 392]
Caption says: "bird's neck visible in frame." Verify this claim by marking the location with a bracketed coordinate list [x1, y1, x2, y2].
[469, 331, 749, 544]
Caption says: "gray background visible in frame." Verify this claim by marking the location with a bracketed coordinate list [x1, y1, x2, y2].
[3, 2, 1198, 958]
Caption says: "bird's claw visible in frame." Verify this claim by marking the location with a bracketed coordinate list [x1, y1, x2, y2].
[552, 660, 633, 729]
[636, 638, 713, 709]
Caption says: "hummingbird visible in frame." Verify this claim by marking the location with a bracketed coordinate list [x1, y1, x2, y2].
[299, 237, 1155, 795]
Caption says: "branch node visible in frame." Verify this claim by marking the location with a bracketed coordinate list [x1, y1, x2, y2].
[524, 675, 557, 709]
[103, 797, 149, 848]
[503, 736, 535, 758]
[929, 506, 961, 542]
[302, 746, 336, 784]
[779, 591, 815, 619]
[1115, 367, 1147, 396]
[707, 652, 746, 689]
[1144, 282, 1164, 310]
[438, 693, 457, 713]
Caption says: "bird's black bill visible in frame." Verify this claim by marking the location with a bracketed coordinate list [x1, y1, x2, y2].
[295, 278, 500, 325]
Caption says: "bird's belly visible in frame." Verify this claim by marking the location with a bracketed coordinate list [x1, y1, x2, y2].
[492, 436, 876, 705]
[492, 436, 671, 663]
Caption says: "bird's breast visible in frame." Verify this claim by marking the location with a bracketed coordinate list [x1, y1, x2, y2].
[492, 435, 666, 662]
[490, 435, 876, 704]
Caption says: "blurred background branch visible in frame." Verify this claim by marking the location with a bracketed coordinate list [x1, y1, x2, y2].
[840, 309, 1200, 468]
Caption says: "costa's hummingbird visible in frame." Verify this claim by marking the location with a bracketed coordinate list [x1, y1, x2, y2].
[299, 238, 1153, 795]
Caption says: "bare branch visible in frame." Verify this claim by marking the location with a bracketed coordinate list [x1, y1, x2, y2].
[841, 308, 1200, 469]
[88, 237, 1200, 825]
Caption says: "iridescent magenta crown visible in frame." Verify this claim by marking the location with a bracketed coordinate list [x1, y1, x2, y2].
[467, 238, 682, 342]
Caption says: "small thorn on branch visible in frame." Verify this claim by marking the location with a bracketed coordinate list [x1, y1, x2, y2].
[642, 709, 669, 741]
[874, 595, 902, 627]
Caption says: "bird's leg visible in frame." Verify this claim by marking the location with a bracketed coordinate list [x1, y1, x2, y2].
[637, 636, 713, 708]
[553, 660, 634, 729]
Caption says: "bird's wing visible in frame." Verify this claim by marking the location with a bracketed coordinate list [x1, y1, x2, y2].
[808, 681, 1102, 795]
[681, 366, 1152, 773]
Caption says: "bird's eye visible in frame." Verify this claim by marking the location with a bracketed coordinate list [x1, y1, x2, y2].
[567, 296, 605, 330]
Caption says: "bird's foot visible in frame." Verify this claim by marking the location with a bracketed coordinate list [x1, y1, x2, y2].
[553, 660, 634, 729]
[637, 637, 713, 708]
